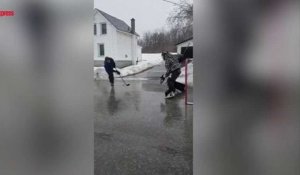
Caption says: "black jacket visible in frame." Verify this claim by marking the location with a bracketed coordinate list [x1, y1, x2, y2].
[164, 53, 182, 77]
[104, 57, 116, 73]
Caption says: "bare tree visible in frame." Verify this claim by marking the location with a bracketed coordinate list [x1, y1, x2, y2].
[139, 28, 178, 53]
[139, 0, 193, 53]
[166, 0, 193, 44]
[167, 0, 193, 30]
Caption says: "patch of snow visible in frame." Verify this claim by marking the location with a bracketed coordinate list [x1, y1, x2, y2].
[177, 61, 193, 87]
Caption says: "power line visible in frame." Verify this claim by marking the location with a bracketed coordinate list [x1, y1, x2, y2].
[162, 0, 181, 7]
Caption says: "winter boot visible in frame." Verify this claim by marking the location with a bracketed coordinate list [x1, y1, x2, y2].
[165, 91, 175, 99]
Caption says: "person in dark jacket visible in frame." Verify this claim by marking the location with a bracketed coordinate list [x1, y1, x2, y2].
[161, 51, 182, 98]
[104, 57, 120, 86]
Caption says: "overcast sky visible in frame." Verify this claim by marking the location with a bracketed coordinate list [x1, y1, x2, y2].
[94, 0, 177, 36]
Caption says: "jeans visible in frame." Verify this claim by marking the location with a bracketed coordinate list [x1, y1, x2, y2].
[165, 68, 181, 96]
[107, 72, 114, 85]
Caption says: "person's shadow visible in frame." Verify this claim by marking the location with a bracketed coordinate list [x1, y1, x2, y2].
[107, 88, 120, 116]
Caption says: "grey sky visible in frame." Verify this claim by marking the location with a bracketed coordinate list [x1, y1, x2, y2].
[94, 0, 176, 36]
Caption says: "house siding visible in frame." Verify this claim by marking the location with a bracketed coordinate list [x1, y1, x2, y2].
[94, 13, 117, 62]
[94, 9, 142, 67]
[116, 31, 133, 63]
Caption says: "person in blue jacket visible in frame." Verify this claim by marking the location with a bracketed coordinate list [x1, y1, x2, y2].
[104, 57, 120, 86]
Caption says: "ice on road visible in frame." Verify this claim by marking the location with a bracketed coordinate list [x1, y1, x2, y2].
[94, 64, 193, 175]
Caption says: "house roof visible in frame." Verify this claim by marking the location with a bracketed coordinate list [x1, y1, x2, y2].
[176, 37, 193, 45]
[95, 8, 139, 36]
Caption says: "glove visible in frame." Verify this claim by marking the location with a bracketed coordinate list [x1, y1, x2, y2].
[114, 69, 121, 75]
[160, 74, 165, 84]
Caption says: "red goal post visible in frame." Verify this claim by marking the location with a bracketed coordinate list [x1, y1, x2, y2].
[185, 58, 193, 105]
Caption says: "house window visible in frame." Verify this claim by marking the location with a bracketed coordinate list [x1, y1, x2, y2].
[101, 23, 107, 34]
[94, 24, 97, 35]
[98, 44, 105, 56]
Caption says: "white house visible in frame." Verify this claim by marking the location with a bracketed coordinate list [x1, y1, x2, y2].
[176, 37, 193, 58]
[94, 8, 142, 68]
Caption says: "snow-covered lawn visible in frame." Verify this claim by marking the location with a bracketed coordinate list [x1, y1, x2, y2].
[119, 53, 163, 76]
[94, 53, 163, 79]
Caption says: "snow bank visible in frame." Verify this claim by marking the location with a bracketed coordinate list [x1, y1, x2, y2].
[94, 67, 107, 79]
[94, 53, 163, 79]
[177, 61, 193, 87]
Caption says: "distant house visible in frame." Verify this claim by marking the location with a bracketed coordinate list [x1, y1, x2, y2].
[94, 8, 142, 67]
[176, 37, 193, 58]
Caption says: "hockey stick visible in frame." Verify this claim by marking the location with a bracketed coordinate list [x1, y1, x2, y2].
[121, 76, 130, 86]
[119, 75, 130, 86]
[113, 68, 130, 86]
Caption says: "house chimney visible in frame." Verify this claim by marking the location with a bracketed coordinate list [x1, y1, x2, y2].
[131, 18, 135, 34]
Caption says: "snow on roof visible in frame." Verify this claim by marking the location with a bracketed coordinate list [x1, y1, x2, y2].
[95, 8, 139, 36]
[176, 37, 193, 45]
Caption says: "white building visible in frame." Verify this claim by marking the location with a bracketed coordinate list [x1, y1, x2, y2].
[94, 9, 142, 67]
[176, 37, 193, 58]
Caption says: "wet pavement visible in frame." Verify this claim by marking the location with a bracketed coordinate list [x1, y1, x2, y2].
[94, 64, 193, 175]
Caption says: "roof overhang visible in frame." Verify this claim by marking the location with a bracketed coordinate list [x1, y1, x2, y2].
[116, 29, 140, 37]
[176, 37, 193, 45]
